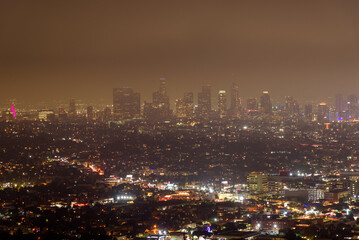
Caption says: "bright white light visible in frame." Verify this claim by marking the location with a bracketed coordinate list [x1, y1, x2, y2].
[243, 126, 248, 130]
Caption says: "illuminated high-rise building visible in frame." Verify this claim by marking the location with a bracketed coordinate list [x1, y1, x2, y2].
[260, 91, 272, 114]
[113, 88, 141, 120]
[197, 85, 211, 118]
[335, 94, 348, 121]
[69, 98, 77, 116]
[348, 94, 359, 119]
[335, 94, 345, 113]
[304, 104, 313, 121]
[229, 82, 241, 118]
[285, 96, 299, 115]
[175, 99, 185, 118]
[175, 92, 194, 118]
[317, 102, 329, 122]
[247, 98, 258, 111]
[218, 90, 227, 118]
[152, 78, 171, 119]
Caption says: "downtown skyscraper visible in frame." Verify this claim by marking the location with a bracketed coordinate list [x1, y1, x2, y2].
[143, 79, 171, 120]
[197, 85, 211, 118]
[228, 82, 241, 118]
[175, 92, 194, 118]
[260, 91, 272, 114]
[68, 98, 77, 117]
[218, 90, 227, 119]
[113, 88, 140, 120]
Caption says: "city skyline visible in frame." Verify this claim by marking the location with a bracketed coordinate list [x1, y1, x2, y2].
[4, 79, 359, 123]
[1, 80, 356, 109]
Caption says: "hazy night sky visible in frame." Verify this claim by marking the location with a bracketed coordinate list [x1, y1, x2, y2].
[1, 0, 359, 106]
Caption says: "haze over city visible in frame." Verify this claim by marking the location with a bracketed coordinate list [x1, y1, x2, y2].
[2, 0, 359, 104]
[4, 1, 359, 240]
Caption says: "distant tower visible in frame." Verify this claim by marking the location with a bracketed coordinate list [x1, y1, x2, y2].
[260, 91, 272, 114]
[304, 104, 313, 121]
[229, 82, 241, 118]
[113, 88, 141, 120]
[218, 90, 227, 118]
[335, 94, 347, 121]
[152, 78, 171, 119]
[317, 102, 329, 122]
[197, 85, 211, 118]
[348, 94, 358, 119]
[335, 94, 345, 113]
[285, 96, 299, 115]
[247, 98, 258, 111]
[176, 92, 194, 118]
[69, 98, 77, 116]
[184, 92, 194, 118]
[159, 78, 167, 95]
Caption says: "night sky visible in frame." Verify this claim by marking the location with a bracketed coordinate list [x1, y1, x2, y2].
[1, 0, 359, 105]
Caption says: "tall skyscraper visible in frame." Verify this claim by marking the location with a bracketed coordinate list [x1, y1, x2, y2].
[197, 85, 211, 118]
[335, 94, 348, 121]
[317, 102, 329, 122]
[69, 98, 77, 116]
[285, 96, 299, 115]
[218, 90, 227, 118]
[184, 92, 194, 118]
[247, 98, 258, 111]
[260, 91, 272, 114]
[175, 92, 194, 118]
[304, 104, 313, 121]
[113, 88, 141, 120]
[152, 78, 171, 119]
[229, 82, 241, 118]
[348, 94, 358, 120]
[335, 94, 345, 113]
